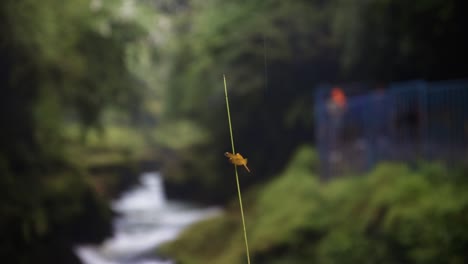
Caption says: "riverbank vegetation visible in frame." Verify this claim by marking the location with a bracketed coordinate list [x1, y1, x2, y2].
[0, 0, 160, 262]
[160, 146, 468, 263]
[1, 0, 467, 263]
[154, 0, 468, 204]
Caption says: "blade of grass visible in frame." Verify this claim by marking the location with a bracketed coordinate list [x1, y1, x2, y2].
[223, 74, 251, 264]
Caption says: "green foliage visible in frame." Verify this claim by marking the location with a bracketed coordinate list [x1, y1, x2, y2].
[0, 0, 158, 262]
[153, 119, 210, 150]
[160, 145, 321, 263]
[64, 122, 151, 168]
[159, 214, 244, 264]
[0, 166, 112, 263]
[332, 0, 468, 80]
[156, 0, 332, 203]
[161, 146, 468, 264]
[2, 0, 467, 262]
[314, 163, 468, 264]
[156, 0, 468, 205]
[250, 146, 320, 252]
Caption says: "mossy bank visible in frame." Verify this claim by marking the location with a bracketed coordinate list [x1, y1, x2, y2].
[159, 146, 468, 264]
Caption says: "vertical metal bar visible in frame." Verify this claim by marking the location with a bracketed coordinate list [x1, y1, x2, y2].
[365, 94, 374, 171]
[418, 81, 428, 160]
[315, 86, 330, 181]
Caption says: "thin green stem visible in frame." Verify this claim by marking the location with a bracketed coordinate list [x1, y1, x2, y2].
[223, 74, 251, 264]
[224, 75, 236, 155]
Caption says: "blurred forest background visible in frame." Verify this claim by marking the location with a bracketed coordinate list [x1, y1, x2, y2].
[1, 0, 467, 263]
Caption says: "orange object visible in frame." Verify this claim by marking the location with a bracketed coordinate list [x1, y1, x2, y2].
[224, 152, 251, 173]
[331, 87, 346, 108]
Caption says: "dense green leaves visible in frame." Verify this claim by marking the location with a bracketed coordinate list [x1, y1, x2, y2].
[161, 146, 468, 264]
[332, 0, 468, 81]
[156, 0, 468, 204]
[0, 0, 155, 262]
[1, 0, 467, 262]
[158, 0, 333, 202]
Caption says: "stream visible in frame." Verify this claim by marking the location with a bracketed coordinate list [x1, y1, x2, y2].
[75, 172, 221, 264]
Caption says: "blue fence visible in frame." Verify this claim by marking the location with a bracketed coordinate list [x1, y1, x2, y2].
[315, 79, 468, 180]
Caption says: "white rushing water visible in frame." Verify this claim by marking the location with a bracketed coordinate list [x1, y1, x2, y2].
[75, 172, 221, 264]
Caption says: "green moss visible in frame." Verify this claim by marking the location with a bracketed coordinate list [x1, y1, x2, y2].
[314, 162, 468, 264]
[250, 148, 321, 253]
[161, 145, 321, 264]
[161, 146, 468, 264]
[158, 214, 243, 264]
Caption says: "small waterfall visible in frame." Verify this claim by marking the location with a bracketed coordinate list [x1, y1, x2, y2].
[75, 172, 221, 264]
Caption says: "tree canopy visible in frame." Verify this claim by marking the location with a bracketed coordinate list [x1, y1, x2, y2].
[155, 0, 468, 203]
[0, 0, 155, 262]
